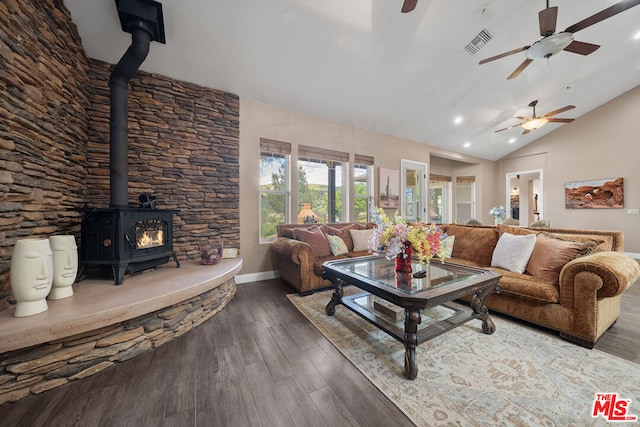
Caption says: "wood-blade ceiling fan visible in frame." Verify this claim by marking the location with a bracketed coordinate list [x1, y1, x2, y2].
[479, 0, 640, 79]
[401, 0, 418, 13]
[495, 100, 575, 134]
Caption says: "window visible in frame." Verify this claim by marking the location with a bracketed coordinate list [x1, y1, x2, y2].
[455, 176, 476, 224]
[259, 139, 290, 242]
[298, 145, 348, 224]
[354, 154, 374, 223]
[429, 174, 451, 224]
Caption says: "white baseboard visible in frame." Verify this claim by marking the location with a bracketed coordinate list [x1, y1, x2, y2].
[235, 270, 280, 284]
[624, 252, 640, 260]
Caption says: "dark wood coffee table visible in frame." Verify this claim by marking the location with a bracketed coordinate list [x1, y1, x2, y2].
[322, 256, 502, 379]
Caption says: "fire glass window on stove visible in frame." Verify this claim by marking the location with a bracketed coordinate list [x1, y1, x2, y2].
[135, 219, 167, 249]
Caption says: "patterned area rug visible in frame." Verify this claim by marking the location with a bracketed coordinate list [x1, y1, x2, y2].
[287, 289, 640, 426]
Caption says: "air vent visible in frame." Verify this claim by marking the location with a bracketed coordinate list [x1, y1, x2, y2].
[465, 29, 493, 55]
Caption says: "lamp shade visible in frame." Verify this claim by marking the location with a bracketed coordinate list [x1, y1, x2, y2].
[521, 118, 548, 131]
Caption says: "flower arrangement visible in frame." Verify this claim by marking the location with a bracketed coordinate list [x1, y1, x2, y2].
[367, 207, 447, 264]
[488, 205, 506, 219]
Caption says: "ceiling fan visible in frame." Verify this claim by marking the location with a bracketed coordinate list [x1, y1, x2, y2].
[480, 0, 640, 79]
[401, 0, 417, 13]
[495, 100, 575, 134]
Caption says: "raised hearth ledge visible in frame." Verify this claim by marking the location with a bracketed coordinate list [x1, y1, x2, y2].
[0, 258, 242, 353]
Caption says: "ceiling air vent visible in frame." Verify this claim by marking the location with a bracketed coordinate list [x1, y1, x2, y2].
[465, 29, 493, 55]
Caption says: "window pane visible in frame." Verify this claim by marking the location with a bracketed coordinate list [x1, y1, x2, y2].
[298, 159, 344, 223]
[260, 154, 286, 191]
[260, 152, 287, 241]
[455, 181, 475, 224]
[456, 203, 472, 224]
[354, 164, 369, 223]
[429, 181, 449, 224]
[260, 193, 285, 240]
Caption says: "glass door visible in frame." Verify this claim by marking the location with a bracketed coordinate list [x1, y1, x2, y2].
[401, 160, 427, 222]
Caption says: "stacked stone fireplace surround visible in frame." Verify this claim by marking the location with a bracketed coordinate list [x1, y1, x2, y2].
[0, 1, 240, 404]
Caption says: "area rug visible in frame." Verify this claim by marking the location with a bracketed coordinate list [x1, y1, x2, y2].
[288, 290, 640, 426]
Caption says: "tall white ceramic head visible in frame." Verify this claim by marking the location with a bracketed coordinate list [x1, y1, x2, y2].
[10, 238, 53, 317]
[48, 235, 78, 300]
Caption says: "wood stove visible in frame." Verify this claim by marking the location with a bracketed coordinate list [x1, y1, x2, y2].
[79, 0, 178, 285]
[80, 207, 179, 285]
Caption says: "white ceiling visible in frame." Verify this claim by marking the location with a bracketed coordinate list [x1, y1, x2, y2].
[63, 0, 640, 160]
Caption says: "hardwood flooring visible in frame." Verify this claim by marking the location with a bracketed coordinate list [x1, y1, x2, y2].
[0, 275, 638, 427]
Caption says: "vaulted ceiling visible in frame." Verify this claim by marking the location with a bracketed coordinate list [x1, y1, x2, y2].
[63, 0, 640, 160]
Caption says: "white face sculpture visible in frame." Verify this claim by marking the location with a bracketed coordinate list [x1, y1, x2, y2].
[10, 239, 53, 303]
[49, 235, 78, 288]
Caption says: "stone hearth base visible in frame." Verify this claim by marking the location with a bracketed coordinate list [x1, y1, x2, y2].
[0, 259, 242, 405]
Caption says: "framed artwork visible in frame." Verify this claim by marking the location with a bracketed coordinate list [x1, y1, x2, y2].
[378, 168, 400, 208]
[565, 178, 624, 209]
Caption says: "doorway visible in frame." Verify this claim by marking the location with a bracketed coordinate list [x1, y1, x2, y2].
[505, 169, 543, 225]
[401, 160, 427, 222]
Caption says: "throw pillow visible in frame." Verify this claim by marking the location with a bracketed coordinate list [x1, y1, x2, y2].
[327, 235, 348, 256]
[294, 226, 332, 257]
[526, 233, 591, 283]
[326, 224, 360, 251]
[350, 228, 374, 252]
[441, 235, 455, 258]
[491, 232, 537, 274]
[446, 224, 498, 266]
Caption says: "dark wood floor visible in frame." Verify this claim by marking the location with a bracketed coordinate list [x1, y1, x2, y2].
[0, 276, 638, 427]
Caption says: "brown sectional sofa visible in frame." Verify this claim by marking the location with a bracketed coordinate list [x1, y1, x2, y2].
[271, 222, 372, 295]
[271, 222, 640, 347]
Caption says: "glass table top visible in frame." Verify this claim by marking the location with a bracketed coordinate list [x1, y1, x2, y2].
[326, 256, 478, 295]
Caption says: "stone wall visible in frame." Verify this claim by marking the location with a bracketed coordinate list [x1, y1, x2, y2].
[0, 0, 90, 296]
[85, 59, 240, 260]
[0, 1, 241, 301]
[0, 278, 236, 405]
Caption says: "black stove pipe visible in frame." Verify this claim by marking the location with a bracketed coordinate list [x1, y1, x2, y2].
[109, 24, 152, 208]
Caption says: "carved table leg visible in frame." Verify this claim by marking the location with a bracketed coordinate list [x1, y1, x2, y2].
[403, 308, 421, 380]
[470, 284, 502, 334]
[325, 279, 343, 316]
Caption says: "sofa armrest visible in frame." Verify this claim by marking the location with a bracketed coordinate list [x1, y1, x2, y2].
[559, 252, 640, 305]
[271, 237, 313, 266]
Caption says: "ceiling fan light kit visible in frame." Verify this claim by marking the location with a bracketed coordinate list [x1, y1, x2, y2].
[486, 0, 640, 135]
[479, 0, 640, 79]
[520, 118, 548, 130]
[525, 32, 573, 59]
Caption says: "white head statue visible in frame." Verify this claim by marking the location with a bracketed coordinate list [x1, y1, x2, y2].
[10, 238, 53, 317]
[48, 235, 78, 300]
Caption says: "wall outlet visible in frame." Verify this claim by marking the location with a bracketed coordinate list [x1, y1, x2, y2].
[627, 209, 639, 215]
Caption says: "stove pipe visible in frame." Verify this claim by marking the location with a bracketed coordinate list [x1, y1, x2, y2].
[109, 28, 150, 207]
[109, 0, 166, 208]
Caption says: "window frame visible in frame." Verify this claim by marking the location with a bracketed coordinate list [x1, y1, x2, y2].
[259, 139, 290, 243]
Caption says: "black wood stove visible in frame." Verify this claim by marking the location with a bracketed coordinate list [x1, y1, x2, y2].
[80, 206, 179, 285]
[79, 0, 179, 285]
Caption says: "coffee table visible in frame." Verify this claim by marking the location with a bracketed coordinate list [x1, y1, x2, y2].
[322, 256, 502, 379]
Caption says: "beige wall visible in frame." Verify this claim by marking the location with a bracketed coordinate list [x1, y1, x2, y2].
[239, 100, 497, 276]
[239, 83, 640, 280]
[500, 84, 640, 253]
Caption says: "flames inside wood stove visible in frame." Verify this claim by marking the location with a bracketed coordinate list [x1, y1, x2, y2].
[79, 207, 180, 285]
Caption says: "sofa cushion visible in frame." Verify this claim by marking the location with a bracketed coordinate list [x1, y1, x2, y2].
[326, 224, 360, 251]
[294, 226, 332, 257]
[490, 268, 560, 303]
[491, 232, 536, 274]
[526, 233, 596, 283]
[327, 235, 348, 256]
[446, 225, 498, 266]
[497, 224, 538, 236]
[350, 229, 374, 251]
[281, 228, 296, 239]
